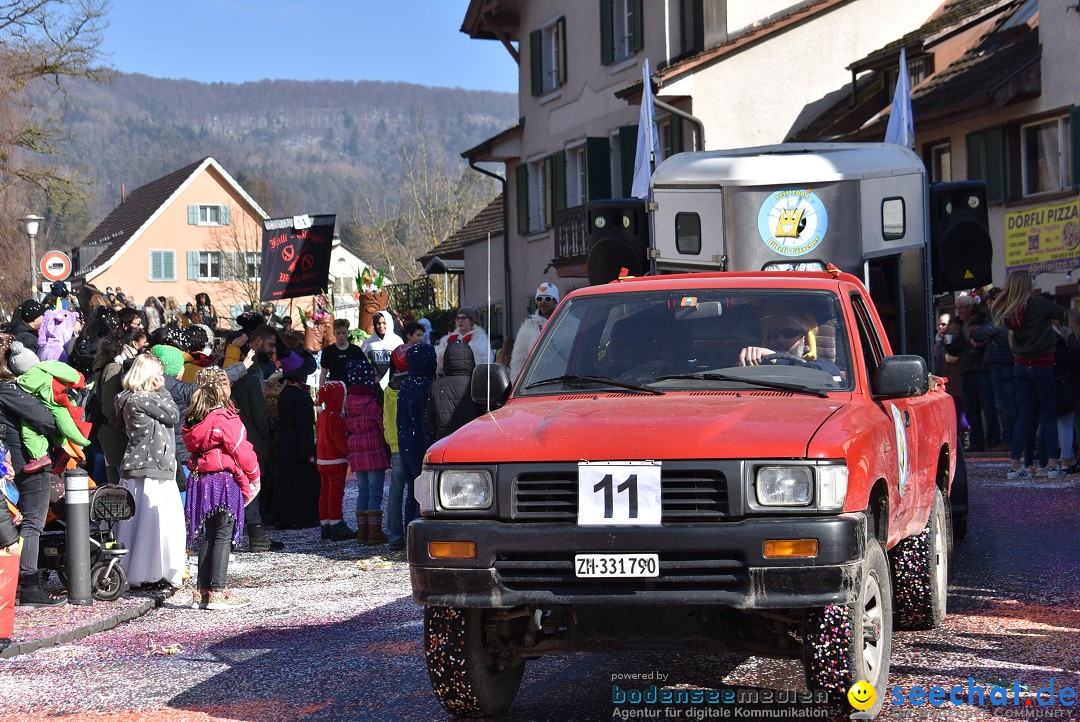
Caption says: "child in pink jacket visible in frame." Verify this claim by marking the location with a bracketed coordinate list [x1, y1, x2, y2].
[181, 367, 260, 610]
[344, 357, 390, 545]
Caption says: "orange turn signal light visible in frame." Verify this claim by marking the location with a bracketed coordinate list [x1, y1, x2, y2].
[763, 539, 819, 558]
[428, 541, 477, 559]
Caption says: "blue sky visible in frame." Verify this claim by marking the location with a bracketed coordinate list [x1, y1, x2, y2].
[100, 0, 518, 93]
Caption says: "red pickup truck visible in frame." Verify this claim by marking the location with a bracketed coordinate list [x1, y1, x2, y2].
[409, 271, 957, 718]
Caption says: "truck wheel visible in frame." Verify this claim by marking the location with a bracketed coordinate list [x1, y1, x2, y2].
[804, 538, 892, 717]
[424, 606, 525, 718]
[891, 486, 949, 630]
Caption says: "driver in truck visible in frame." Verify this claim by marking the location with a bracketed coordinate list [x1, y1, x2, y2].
[738, 310, 841, 375]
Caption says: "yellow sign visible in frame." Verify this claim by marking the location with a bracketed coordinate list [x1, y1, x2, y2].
[1004, 198, 1080, 274]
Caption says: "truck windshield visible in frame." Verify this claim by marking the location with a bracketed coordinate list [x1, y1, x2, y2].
[516, 288, 855, 396]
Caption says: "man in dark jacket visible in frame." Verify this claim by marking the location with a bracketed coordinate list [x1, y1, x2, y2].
[946, 293, 1000, 451]
[0, 365, 64, 607]
[426, 340, 482, 440]
[8, 300, 45, 354]
[229, 325, 282, 552]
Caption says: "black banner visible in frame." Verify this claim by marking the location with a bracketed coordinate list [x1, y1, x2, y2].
[259, 214, 335, 302]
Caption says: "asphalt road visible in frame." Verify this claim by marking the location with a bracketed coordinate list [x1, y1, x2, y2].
[0, 459, 1077, 722]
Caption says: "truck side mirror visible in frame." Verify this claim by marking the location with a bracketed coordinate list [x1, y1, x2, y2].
[471, 364, 512, 410]
[872, 355, 929, 398]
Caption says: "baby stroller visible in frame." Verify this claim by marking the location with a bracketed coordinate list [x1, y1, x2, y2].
[38, 483, 136, 602]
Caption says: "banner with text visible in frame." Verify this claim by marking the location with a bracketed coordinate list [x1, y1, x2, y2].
[260, 214, 335, 302]
[1004, 199, 1080, 275]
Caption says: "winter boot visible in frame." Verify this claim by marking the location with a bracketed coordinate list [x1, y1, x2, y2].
[366, 511, 388, 544]
[246, 523, 284, 552]
[320, 523, 332, 540]
[17, 572, 67, 608]
[355, 512, 368, 545]
[326, 520, 354, 542]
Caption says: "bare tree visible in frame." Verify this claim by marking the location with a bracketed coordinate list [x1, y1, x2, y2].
[206, 220, 264, 320]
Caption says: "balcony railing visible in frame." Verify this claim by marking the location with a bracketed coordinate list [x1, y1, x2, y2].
[553, 204, 588, 262]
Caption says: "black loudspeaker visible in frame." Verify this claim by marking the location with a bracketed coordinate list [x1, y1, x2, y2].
[586, 199, 650, 285]
[929, 181, 993, 293]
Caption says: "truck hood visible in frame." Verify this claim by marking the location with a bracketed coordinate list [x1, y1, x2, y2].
[429, 392, 848, 463]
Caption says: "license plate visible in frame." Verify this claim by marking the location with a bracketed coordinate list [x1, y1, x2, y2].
[574, 553, 659, 578]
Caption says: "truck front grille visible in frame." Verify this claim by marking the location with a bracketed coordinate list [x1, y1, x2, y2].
[512, 469, 728, 521]
[494, 553, 746, 593]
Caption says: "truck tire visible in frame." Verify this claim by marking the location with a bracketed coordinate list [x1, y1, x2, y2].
[804, 538, 892, 718]
[424, 606, 525, 718]
[891, 486, 949, 630]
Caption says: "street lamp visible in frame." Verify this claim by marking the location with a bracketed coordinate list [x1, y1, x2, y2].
[21, 214, 44, 300]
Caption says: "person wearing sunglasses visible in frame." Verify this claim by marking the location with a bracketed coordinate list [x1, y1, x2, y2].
[509, 282, 560, 381]
[738, 312, 840, 375]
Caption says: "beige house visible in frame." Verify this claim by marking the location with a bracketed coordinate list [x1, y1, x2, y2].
[72, 157, 273, 325]
[460, 0, 942, 330]
[792, 0, 1080, 297]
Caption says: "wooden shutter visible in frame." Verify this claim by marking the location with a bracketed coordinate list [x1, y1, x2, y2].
[543, 156, 554, 228]
[550, 151, 567, 214]
[220, 205, 232, 225]
[965, 128, 1006, 203]
[188, 205, 198, 225]
[619, 125, 638, 197]
[187, 251, 200, 280]
[151, 251, 163, 280]
[516, 164, 529, 234]
[585, 137, 612, 201]
[600, 0, 614, 65]
[556, 17, 567, 88]
[631, 0, 644, 53]
[530, 29, 543, 96]
[163, 251, 175, 280]
[1071, 106, 1080, 190]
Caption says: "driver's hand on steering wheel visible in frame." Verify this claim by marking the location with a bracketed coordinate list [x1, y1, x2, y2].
[738, 346, 776, 366]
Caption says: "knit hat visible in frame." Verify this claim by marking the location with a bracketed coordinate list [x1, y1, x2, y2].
[151, 344, 185, 377]
[456, 306, 479, 325]
[536, 282, 560, 302]
[7, 340, 39, 375]
[18, 299, 44, 323]
[345, 357, 377, 389]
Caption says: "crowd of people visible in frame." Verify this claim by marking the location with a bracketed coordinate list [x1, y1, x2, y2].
[0, 280, 561, 614]
[933, 269, 1080, 479]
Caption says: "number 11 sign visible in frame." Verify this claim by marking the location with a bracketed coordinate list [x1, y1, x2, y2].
[577, 461, 662, 526]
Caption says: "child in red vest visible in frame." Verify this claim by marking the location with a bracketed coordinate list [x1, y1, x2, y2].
[316, 381, 353, 541]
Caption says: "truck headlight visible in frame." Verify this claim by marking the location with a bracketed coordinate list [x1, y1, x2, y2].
[415, 469, 436, 513]
[816, 465, 848, 511]
[438, 470, 493, 510]
[756, 466, 813, 506]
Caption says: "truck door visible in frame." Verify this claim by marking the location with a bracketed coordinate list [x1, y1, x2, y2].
[850, 292, 921, 542]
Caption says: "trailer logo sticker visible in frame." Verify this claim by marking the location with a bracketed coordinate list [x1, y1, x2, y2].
[757, 188, 829, 256]
[890, 403, 909, 498]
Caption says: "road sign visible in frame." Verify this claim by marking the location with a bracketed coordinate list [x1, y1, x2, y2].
[40, 251, 72, 282]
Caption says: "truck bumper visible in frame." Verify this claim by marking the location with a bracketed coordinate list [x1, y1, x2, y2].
[409, 514, 867, 609]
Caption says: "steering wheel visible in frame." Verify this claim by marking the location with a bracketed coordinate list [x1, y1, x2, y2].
[762, 352, 814, 367]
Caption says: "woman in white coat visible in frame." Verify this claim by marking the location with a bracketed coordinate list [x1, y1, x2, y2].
[435, 306, 491, 376]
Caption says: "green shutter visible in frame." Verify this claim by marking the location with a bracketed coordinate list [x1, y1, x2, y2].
[188, 205, 198, 225]
[631, 0, 644, 53]
[1071, 106, 1080, 190]
[230, 304, 243, 325]
[516, 164, 529, 234]
[151, 251, 163, 280]
[600, 0, 614, 65]
[550, 151, 567, 214]
[556, 17, 567, 87]
[985, 126, 1005, 203]
[585, 137, 612, 201]
[187, 251, 199, 280]
[619, 125, 638, 197]
[220, 205, 231, 225]
[530, 29, 543, 96]
[163, 251, 175, 280]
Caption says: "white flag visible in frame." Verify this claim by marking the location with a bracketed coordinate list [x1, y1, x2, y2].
[631, 59, 662, 199]
[884, 47, 915, 149]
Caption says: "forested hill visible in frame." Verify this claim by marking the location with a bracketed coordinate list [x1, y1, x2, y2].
[35, 72, 518, 240]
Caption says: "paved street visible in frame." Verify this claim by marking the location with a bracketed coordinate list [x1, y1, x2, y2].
[0, 460, 1077, 722]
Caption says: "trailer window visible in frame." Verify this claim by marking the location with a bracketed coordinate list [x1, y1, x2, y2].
[676, 212, 701, 254]
[882, 198, 905, 240]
